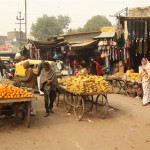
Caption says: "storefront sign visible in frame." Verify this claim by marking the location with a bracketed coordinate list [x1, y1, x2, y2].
[0, 47, 13, 53]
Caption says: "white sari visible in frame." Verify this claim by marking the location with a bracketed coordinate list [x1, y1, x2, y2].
[142, 60, 150, 105]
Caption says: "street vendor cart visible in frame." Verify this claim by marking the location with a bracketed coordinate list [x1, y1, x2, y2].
[59, 85, 112, 121]
[0, 97, 37, 128]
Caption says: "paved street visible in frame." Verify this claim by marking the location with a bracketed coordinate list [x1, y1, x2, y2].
[0, 94, 150, 150]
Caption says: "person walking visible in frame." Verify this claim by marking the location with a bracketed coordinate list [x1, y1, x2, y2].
[40, 62, 59, 117]
[141, 57, 150, 106]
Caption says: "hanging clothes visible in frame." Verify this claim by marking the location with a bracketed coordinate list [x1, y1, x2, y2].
[145, 21, 148, 40]
[127, 20, 132, 40]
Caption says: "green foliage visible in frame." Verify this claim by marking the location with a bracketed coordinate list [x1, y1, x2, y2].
[83, 15, 112, 32]
[67, 15, 112, 34]
[67, 27, 84, 34]
[30, 15, 71, 41]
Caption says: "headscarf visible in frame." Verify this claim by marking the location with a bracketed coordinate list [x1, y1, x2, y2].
[141, 58, 150, 77]
[40, 63, 59, 92]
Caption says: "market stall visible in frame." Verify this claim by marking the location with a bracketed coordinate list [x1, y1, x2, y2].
[0, 80, 37, 127]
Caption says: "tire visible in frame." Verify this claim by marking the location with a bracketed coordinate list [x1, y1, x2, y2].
[125, 81, 137, 97]
[64, 93, 72, 113]
[112, 80, 122, 94]
[95, 95, 108, 119]
[74, 96, 85, 121]
[85, 96, 94, 112]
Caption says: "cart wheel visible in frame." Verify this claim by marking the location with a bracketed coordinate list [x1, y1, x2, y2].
[112, 80, 122, 94]
[95, 95, 108, 119]
[64, 93, 72, 113]
[85, 95, 94, 112]
[74, 96, 85, 121]
[125, 81, 137, 97]
[25, 101, 31, 128]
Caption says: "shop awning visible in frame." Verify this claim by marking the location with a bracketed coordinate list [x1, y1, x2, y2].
[28, 39, 67, 50]
[94, 31, 115, 39]
[70, 40, 98, 51]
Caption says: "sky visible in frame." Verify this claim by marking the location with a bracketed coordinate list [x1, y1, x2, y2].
[0, 0, 150, 37]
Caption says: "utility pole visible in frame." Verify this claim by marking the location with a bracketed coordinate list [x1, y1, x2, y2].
[16, 12, 24, 50]
[25, 0, 27, 41]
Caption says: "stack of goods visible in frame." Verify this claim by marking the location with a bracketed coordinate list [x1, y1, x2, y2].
[64, 75, 111, 94]
[123, 69, 141, 81]
[0, 85, 34, 99]
[0, 79, 13, 86]
[57, 78, 67, 85]
[109, 72, 125, 80]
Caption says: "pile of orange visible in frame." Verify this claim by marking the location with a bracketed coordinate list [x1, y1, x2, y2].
[0, 85, 33, 99]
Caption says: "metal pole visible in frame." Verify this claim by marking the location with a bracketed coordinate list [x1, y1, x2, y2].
[19, 12, 22, 50]
[25, 0, 27, 41]
[16, 12, 24, 50]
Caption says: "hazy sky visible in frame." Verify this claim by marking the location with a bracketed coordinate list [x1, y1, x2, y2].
[0, 0, 150, 36]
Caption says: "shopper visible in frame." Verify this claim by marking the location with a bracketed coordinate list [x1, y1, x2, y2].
[40, 62, 59, 117]
[92, 59, 103, 76]
[141, 57, 150, 106]
[17, 61, 36, 115]
[77, 61, 89, 75]
[89, 59, 97, 75]
[0, 59, 7, 79]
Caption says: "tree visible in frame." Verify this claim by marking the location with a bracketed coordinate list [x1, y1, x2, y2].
[67, 27, 84, 34]
[83, 15, 112, 32]
[30, 15, 71, 41]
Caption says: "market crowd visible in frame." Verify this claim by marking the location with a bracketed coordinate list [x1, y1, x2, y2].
[0, 56, 150, 117]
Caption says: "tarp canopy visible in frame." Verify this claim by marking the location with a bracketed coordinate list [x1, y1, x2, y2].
[69, 40, 98, 51]
[28, 39, 67, 50]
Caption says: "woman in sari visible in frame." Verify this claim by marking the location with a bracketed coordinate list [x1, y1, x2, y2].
[40, 62, 59, 117]
[141, 58, 150, 106]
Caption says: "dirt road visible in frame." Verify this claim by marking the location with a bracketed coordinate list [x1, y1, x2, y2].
[0, 94, 150, 150]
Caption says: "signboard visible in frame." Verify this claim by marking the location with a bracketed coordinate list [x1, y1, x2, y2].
[0, 47, 13, 53]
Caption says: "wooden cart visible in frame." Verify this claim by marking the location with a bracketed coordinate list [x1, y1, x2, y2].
[107, 78, 139, 97]
[58, 85, 113, 121]
[0, 97, 37, 128]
